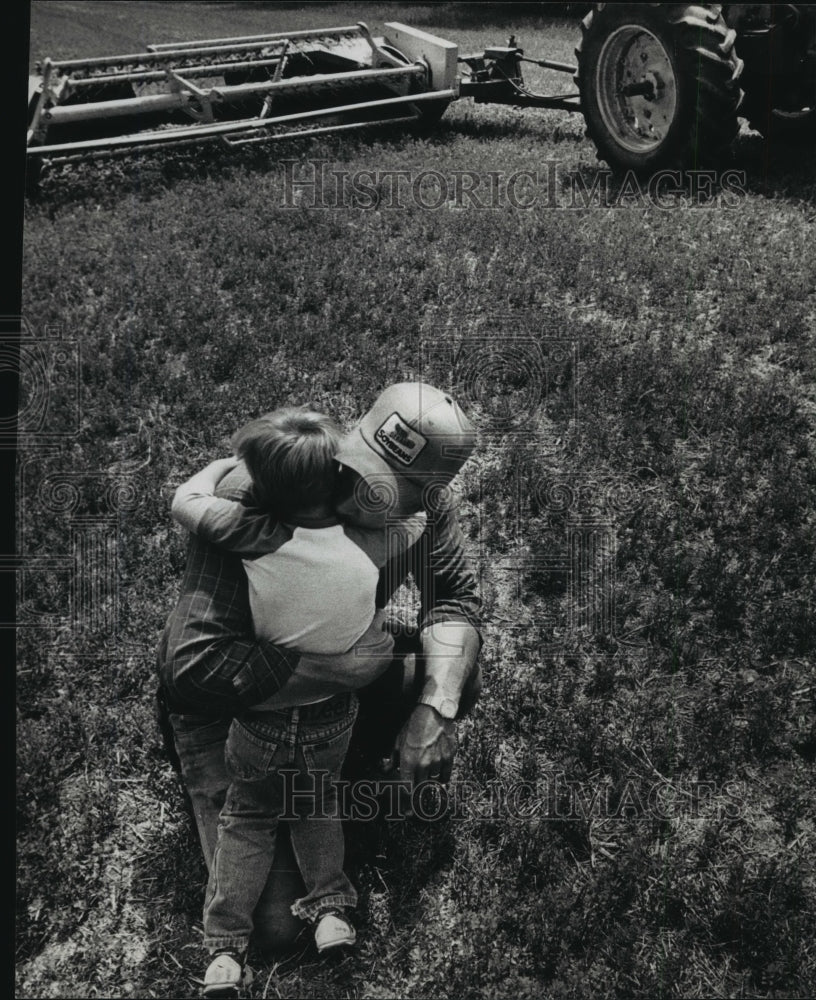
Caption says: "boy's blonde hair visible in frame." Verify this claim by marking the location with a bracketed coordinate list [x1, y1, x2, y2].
[232, 407, 341, 518]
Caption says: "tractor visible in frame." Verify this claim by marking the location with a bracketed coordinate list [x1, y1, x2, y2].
[25, 4, 816, 183]
[574, 3, 816, 172]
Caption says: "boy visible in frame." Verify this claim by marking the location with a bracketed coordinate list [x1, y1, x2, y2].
[172, 407, 424, 998]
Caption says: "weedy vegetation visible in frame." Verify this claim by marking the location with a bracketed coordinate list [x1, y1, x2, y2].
[17, 3, 816, 998]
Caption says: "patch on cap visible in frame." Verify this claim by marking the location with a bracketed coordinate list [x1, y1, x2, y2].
[374, 412, 428, 467]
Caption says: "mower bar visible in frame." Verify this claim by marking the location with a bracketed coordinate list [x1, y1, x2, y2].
[40, 65, 425, 127]
[27, 22, 459, 168]
[30, 89, 458, 159]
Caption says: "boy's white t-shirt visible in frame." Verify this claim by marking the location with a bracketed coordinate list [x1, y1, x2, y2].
[244, 522, 379, 654]
[173, 477, 427, 656]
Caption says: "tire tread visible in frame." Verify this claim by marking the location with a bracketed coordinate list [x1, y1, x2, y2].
[575, 2, 744, 172]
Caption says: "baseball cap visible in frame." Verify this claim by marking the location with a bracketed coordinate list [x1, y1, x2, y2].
[335, 382, 476, 514]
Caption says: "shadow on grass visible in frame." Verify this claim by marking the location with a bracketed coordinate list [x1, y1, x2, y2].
[349, 808, 456, 906]
[445, 111, 585, 143]
[734, 131, 816, 199]
[551, 132, 816, 207]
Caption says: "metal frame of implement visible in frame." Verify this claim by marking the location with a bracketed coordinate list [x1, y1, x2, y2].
[26, 21, 580, 169]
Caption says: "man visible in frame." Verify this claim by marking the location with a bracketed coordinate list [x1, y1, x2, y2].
[157, 383, 483, 952]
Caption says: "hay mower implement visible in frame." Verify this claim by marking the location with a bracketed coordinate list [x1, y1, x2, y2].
[26, 23, 460, 165]
[26, 5, 816, 185]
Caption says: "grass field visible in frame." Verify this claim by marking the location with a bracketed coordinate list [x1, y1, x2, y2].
[17, 3, 816, 998]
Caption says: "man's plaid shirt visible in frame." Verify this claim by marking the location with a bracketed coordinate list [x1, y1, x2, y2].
[158, 469, 481, 714]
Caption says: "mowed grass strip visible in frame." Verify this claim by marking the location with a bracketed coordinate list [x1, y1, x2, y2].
[18, 3, 816, 998]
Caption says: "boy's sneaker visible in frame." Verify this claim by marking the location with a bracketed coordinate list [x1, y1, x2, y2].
[203, 951, 252, 999]
[314, 910, 357, 954]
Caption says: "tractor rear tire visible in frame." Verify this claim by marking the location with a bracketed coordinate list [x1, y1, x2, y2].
[576, 4, 744, 173]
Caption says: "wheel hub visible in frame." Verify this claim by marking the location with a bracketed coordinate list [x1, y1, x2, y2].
[596, 26, 678, 154]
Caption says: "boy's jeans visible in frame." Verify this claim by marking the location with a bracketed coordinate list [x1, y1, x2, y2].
[202, 693, 359, 953]
[161, 629, 482, 951]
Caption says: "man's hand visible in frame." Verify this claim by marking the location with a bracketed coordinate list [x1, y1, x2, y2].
[395, 703, 457, 787]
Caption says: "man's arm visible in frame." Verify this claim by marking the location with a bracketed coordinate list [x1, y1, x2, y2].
[160, 461, 298, 714]
[160, 461, 405, 714]
[394, 499, 482, 714]
[159, 546, 396, 714]
[158, 530, 301, 714]
[414, 503, 482, 715]
[394, 503, 483, 785]
[250, 609, 396, 710]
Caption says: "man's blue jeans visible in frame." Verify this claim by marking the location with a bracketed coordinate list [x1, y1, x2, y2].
[202, 694, 358, 952]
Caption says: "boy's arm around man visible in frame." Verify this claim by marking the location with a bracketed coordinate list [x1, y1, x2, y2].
[159, 462, 385, 714]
